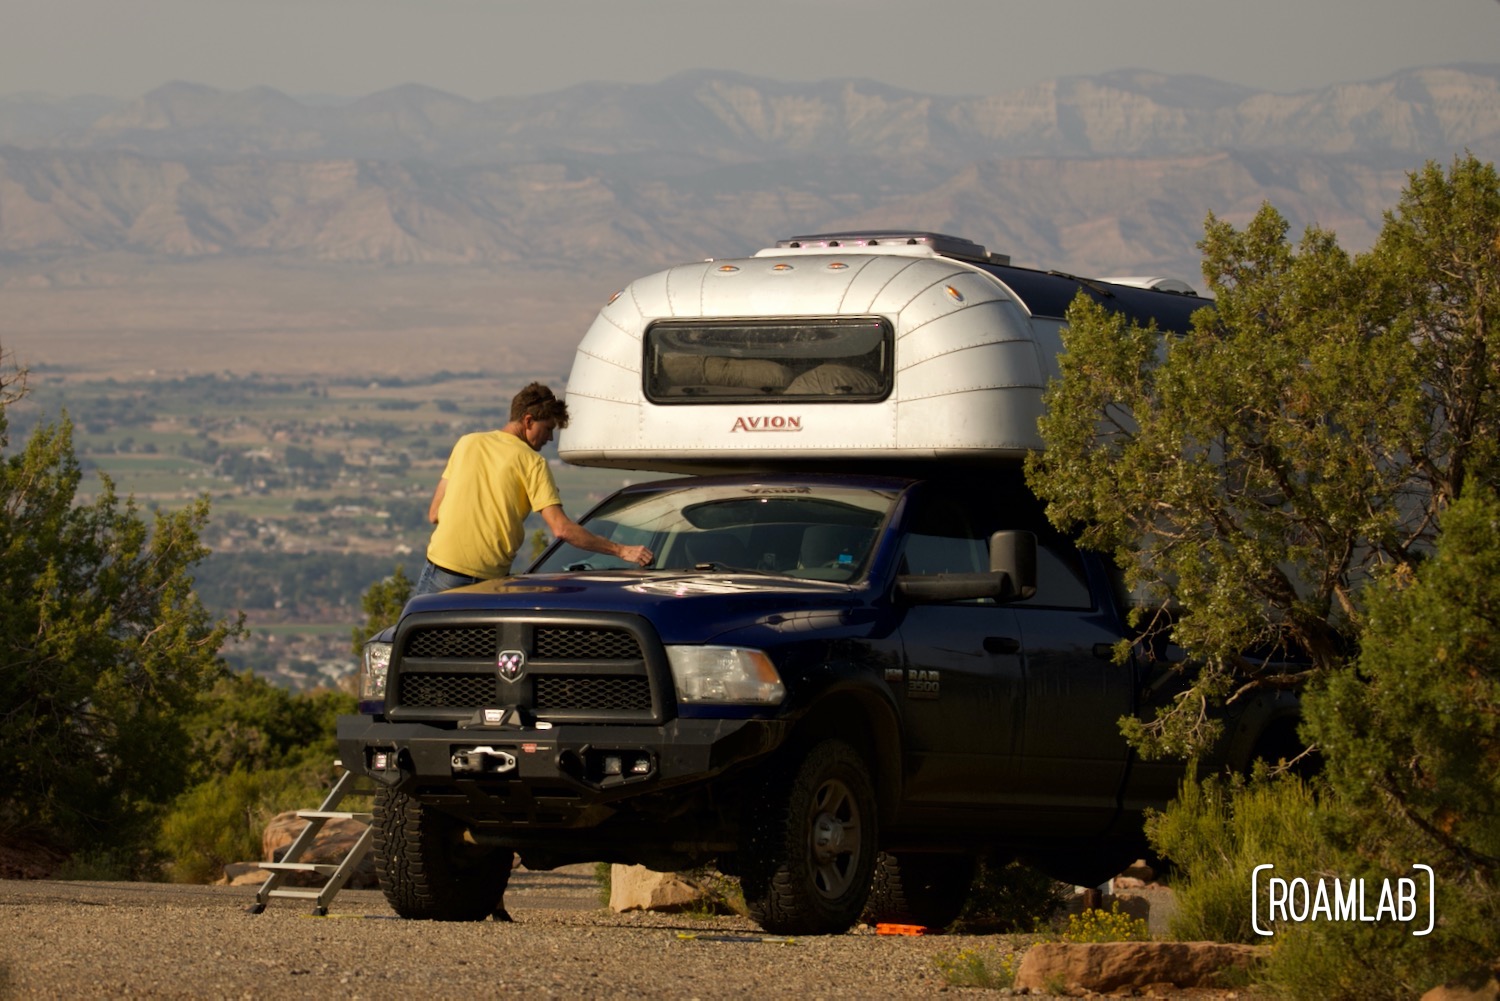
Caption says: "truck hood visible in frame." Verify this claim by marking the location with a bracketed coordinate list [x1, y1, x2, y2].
[402, 570, 865, 644]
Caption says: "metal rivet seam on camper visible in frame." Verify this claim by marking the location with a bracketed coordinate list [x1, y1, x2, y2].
[892, 276, 1007, 339]
[898, 379, 1043, 399]
[573, 345, 640, 378]
[900, 337, 1040, 377]
[871, 266, 979, 318]
[897, 305, 1034, 370]
[894, 296, 1006, 343]
[575, 314, 644, 373]
[838, 255, 929, 315]
[624, 267, 675, 326]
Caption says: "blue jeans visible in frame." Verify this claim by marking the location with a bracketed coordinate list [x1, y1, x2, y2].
[412, 560, 484, 596]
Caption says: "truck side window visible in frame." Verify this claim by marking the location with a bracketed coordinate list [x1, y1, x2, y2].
[1033, 543, 1094, 609]
[902, 499, 986, 576]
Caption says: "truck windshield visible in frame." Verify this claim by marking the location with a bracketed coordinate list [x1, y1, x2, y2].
[644, 317, 892, 403]
[530, 482, 898, 582]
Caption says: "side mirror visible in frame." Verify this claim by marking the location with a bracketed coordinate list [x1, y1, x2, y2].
[989, 530, 1037, 600]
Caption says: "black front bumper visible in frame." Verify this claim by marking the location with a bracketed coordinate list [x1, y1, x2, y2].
[337, 712, 785, 829]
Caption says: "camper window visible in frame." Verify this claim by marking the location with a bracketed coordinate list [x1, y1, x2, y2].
[644, 318, 891, 403]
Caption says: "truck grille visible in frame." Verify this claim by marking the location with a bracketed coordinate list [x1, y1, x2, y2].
[406, 626, 495, 659]
[401, 673, 495, 707]
[535, 627, 640, 660]
[534, 676, 652, 712]
[390, 616, 664, 724]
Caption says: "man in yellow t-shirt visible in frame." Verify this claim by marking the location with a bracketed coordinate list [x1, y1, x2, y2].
[412, 382, 653, 596]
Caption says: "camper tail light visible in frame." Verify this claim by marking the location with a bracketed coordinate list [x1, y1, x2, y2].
[667, 646, 786, 705]
[361, 639, 392, 702]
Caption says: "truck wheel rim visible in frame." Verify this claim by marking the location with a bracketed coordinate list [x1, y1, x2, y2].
[808, 777, 861, 897]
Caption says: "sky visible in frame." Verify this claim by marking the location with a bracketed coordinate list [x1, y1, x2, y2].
[1, 0, 1497, 101]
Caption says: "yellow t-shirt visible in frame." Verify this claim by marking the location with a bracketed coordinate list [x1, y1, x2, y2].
[426, 430, 563, 578]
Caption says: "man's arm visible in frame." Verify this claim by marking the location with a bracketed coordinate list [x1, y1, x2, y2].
[427, 478, 447, 524]
[538, 505, 653, 566]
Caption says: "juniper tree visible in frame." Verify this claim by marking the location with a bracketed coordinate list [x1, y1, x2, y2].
[0, 358, 241, 852]
[1025, 154, 1500, 758]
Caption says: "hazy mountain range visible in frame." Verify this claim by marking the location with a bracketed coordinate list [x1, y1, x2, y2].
[3, 65, 1498, 280]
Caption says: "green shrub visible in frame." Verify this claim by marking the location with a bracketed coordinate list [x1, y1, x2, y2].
[1149, 763, 1497, 999]
[1146, 768, 1328, 944]
[933, 946, 1020, 990]
[157, 761, 337, 883]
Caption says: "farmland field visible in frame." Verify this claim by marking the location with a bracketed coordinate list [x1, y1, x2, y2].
[3, 259, 655, 689]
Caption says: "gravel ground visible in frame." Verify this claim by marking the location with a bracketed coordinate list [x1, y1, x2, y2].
[0, 871, 1047, 998]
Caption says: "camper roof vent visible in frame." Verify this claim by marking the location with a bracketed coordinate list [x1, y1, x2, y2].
[774, 231, 1009, 266]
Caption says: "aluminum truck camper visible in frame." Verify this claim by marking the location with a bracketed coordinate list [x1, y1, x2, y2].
[342, 232, 1298, 936]
[560, 231, 1204, 472]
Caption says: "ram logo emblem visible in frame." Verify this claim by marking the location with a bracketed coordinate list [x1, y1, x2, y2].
[497, 649, 526, 683]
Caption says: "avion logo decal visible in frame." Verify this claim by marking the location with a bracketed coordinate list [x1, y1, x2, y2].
[730, 415, 803, 433]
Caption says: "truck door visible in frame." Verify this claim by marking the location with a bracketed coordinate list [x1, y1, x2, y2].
[893, 495, 1026, 809]
[1011, 545, 1135, 833]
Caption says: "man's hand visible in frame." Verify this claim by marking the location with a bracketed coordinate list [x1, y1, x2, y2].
[616, 544, 653, 567]
[541, 505, 653, 567]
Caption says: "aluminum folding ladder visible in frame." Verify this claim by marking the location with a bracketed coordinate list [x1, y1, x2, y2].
[247, 765, 375, 916]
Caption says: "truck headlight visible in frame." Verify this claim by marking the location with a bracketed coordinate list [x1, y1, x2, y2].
[361, 639, 392, 701]
[666, 646, 785, 705]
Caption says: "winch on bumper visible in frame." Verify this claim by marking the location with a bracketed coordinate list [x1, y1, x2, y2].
[337, 713, 784, 825]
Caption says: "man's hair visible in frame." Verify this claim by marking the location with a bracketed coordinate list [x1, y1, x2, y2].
[510, 382, 570, 427]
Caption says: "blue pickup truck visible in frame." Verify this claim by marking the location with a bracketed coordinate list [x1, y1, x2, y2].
[339, 233, 1299, 934]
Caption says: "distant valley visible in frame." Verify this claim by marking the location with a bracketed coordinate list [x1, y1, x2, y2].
[2, 65, 1497, 689]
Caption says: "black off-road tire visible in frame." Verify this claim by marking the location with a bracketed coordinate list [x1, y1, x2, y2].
[373, 785, 511, 921]
[740, 739, 878, 935]
[861, 851, 977, 930]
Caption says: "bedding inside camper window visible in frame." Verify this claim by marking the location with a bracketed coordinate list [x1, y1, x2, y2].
[644, 318, 892, 402]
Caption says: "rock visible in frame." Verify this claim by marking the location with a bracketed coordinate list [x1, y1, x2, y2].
[1421, 962, 1500, 1001]
[1014, 941, 1266, 995]
[257, 811, 378, 889]
[608, 865, 709, 913]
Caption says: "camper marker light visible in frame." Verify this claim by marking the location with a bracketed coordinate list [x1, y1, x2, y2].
[667, 646, 786, 705]
[361, 640, 392, 700]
